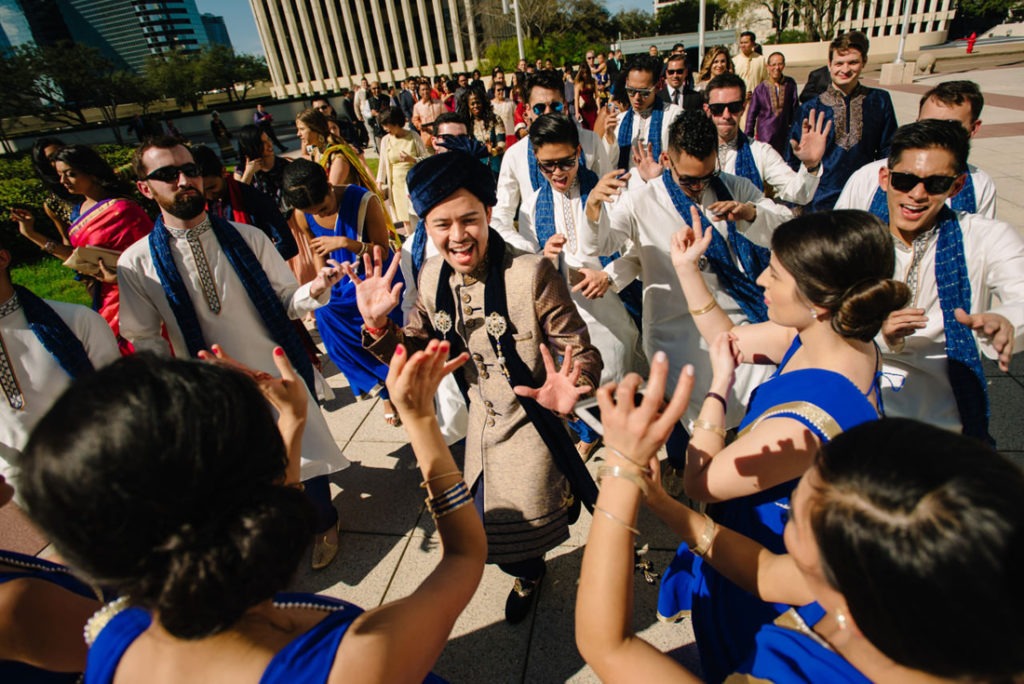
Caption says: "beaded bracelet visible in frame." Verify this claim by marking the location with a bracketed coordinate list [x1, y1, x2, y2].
[606, 446, 652, 473]
[594, 505, 640, 536]
[692, 418, 727, 439]
[597, 464, 649, 498]
[425, 480, 473, 520]
[364, 323, 387, 337]
[691, 513, 718, 557]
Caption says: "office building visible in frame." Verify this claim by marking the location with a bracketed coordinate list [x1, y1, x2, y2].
[201, 12, 232, 49]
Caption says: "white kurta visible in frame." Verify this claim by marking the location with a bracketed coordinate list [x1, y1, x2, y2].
[600, 103, 683, 190]
[834, 159, 998, 219]
[719, 138, 821, 205]
[518, 182, 644, 384]
[492, 126, 613, 248]
[399, 235, 469, 445]
[592, 174, 792, 426]
[879, 212, 1024, 432]
[117, 219, 349, 479]
[0, 297, 120, 480]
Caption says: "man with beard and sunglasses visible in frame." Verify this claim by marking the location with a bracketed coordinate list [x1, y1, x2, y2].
[116, 137, 350, 571]
[491, 72, 612, 252]
[589, 111, 792, 494]
[705, 73, 828, 206]
[867, 120, 1023, 445]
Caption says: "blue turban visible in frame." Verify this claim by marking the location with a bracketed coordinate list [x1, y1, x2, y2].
[407, 137, 497, 220]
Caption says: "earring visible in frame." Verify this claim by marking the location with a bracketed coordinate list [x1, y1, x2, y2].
[835, 609, 848, 631]
[809, 309, 818, 319]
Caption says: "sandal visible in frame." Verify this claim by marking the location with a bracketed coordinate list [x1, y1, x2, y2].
[576, 435, 602, 463]
[311, 520, 341, 570]
[383, 399, 402, 428]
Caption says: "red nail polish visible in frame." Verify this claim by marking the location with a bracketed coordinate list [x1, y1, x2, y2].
[395, 345, 404, 356]
[274, 347, 285, 357]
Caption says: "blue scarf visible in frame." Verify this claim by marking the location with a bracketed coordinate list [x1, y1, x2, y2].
[732, 133, 764, 191]
[534, 166, 597, 250]
[617, 101, 665, 171]
[868, 194, 991, 442]
[870, 170, 977, 218]
[14, 285, 95, 379]
[148, 215, 315, 394]
[662, 170, 770, 323]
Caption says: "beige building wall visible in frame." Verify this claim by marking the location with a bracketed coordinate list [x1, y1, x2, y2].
[250, 0, 482, 98]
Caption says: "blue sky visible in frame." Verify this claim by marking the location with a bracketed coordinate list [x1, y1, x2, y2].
[201, 0, 656, 57]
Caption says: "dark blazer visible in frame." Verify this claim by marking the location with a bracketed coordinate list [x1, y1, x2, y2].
[799, 66, 831, 104]
[399, 89, 416, 122]
[659, 86, 703, 111]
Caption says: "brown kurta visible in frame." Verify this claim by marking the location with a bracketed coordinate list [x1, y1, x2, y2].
[366, 246, 602, 563]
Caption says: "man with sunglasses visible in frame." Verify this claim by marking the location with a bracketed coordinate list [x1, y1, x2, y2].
[869, 120, 1023, 444]
[658, 54, 700, 110]
[117, 138, 349, 566]
[601, 55, 683, 186]
[785, 31, 897, 211]
[835, 80, 996, 219]
[491, 72, 611, 251]
[592, 111, 791, 488]
[706, 73, 827, 206]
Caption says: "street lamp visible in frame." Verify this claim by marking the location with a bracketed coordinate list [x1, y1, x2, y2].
[502, 0, 526, 60]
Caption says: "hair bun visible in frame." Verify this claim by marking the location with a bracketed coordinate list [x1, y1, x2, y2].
[832, 279, 911, 341]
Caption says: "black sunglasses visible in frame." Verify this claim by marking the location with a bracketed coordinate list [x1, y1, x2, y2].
[625, 86, 654, 98]
[666, 68, 687, 75]
[531, 101, 565, 116]
[707, 101, 744, 116]
[888, 171, 960, 194]
[537, 156, 578, 173]
[676, 168, 720, 191]
[145, 163, 201, 183]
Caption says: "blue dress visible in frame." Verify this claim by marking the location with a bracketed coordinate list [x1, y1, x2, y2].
[726, 603, 871, 683]
[786, 84, 898, 212]
[305, 185, 404, 397]
[0, 549, 100, 683]
[657, 337, 881, 683]
[85, 592, 446, 683]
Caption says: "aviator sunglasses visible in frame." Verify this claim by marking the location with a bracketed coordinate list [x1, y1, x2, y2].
[531, 101, 565, 116]
[145, 163, 202, 183]
[887, 171, 960, 194]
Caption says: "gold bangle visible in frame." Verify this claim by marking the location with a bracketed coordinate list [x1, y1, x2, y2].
[688, 299, 718, 316]
[419, 470, 462, 489]
[692, 419, 727, 439]
[605, 446, 652, 473]
[593, 505, 640, 536]
[691, 513, 717, 557]
[597, 465, 649, 498]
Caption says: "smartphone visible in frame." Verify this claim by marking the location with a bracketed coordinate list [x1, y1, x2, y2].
[606, 102, 619, 114]
[305, 144, 316, 155]
[573, 384, 647, 437]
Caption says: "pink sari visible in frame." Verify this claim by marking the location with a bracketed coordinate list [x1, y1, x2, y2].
[68, 198, 153, 349]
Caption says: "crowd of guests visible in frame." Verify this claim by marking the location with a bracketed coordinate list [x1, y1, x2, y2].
[1, 28, 1022, 683]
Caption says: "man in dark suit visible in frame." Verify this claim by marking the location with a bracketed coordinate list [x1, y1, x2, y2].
[399, 77, 417, 130]
[658, 53, 702, 110]
[799, 65, 831, 104]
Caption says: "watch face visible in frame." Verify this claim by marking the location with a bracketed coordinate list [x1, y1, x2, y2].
[698, 255, 709, 272]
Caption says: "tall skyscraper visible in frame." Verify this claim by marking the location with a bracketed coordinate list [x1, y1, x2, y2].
[57, 0, 211, 72]
[249, 0, 482, 97]
[0, 0, 73, 51]
[201, 13, 232, 49]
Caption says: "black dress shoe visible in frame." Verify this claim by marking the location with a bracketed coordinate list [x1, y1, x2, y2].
[504, 567, 546, 624]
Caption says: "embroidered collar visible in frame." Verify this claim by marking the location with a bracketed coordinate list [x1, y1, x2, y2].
[165, 216, 213, 240]
[460, 254, 490, 286]
[893, 224, 939, 252]
[820, 82, 866, 104]
[718, 137, 739, 153]
[0, 293, 21, 319]
[636, 107, 653, 120]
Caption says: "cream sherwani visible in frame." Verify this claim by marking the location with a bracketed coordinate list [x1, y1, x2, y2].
[518, 181, 644, 384]
[492, 127, 612, 249]
[834, 159, 998, 219]
[591, 173, 792, 425]
[0, 297, 120, 480]
[600, 103, 683, 189]
[718, 137, 822, 205]
[117, 219, 348, 480]
[879, 212, 1024, 432]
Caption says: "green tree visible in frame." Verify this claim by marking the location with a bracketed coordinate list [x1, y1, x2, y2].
[612, 9, 656, 39]
[556, 0, 614, 43]
[146, 50, 203, 111]
[657, 0, 728, 33]
[0, 50, 43, 152]
[957, 0, 1020, 15]
[233, 53, 270, 101]
[798, 0, 861, 41]
[481, 36, 542, 72]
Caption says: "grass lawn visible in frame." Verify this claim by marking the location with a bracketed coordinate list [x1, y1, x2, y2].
[11, 258, 91, 306]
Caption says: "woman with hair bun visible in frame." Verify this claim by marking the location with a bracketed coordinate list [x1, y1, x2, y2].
[656, 209, 910, 682]
[17, 342, 485, 682]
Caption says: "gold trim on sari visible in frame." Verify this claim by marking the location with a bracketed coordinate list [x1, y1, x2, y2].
[737, 401, 843, 441]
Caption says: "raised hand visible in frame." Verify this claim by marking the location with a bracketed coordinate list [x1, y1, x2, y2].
[584, 169, 630, 223]
[596, 351, 694, 471]
[789, 108, 832, 171]
[632, 140, 663, 182]
[339, 245, 403, 328]
[308, 258, 344, 299]
[955, 308, 1015, 371]
[543, 233, 567, 260]
[669, 205, 712, 275]
[513, 344, 591, 415]
[708, 330, 741, 392]
[385, 339, 470, 423]
[197, 344, 308, 427]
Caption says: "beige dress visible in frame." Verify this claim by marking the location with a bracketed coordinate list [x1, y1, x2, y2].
[367, 248, 602, 564]
[377, 133, 425, 224]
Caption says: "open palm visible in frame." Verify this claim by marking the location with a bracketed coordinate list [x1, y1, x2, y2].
[340, 246, 403, 328]
[514, 344, 591, 415]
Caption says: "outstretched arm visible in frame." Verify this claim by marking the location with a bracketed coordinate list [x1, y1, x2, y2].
[334, 341, 486, 684]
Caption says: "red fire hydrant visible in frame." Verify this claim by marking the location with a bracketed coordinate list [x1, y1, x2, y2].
[967, 32, 977, 54]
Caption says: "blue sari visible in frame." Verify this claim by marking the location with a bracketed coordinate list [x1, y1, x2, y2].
[657, 337, 881, 683]
[725, 603, 870, 683]
[306, 186, 404, 397]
